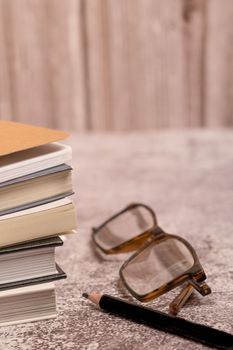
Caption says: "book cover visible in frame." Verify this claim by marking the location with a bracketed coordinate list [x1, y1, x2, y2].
[0, 164, 74, 216]
[0, 236, 63, 255]
[0, 143, 72, 183]
[0, 164, 72, 188]
[0, 198, 77, 247]
[0, 263, 66, 291]
[0, 120, 69, 156]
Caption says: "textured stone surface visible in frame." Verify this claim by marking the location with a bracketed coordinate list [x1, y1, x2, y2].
[0, 131, 233, 349]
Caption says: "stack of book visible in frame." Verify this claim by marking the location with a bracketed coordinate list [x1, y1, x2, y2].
[0, 121, 77, 326]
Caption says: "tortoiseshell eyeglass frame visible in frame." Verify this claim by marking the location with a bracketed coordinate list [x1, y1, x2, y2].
[92, 203, 211, 315]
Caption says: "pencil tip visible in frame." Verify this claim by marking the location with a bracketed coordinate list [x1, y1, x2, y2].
[82, 292, 101, 304]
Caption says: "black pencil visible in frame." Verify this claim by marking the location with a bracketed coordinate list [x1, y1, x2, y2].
[83, 292, 233, 350]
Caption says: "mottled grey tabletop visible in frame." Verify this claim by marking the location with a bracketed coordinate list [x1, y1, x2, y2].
[1, 131, 233, 350]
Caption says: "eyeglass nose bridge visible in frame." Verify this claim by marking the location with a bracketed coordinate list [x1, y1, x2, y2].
[144, 226, 166, 244]
[149, 225, 165, 236]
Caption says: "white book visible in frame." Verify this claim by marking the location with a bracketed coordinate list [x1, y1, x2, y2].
[0, 236, 64, 285]
[0, 198, 77, 247]
[0, 142, 72, 183]
[0, 282, 57, 326]
[0, 164, 73, 215]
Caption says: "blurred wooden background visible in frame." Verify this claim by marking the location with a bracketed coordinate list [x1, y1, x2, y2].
[0, 0, 233, 131]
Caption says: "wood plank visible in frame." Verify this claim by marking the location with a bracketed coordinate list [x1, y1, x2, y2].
[84, 0, 205, 130]
[1, 0, 232, 130]
[182, 0, 207, 127]
[83, 0, 112, 130]
[123, 0, 186, 129]
[0, 0, 86, 131]
[204, 0, 233, 127]
[0, 0, 54, 127]
[0, 1, 12, 120]
[44, 0, 87, 131]
[106, 0, 132, 131]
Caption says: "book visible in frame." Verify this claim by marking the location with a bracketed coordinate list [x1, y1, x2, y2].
[0, 236, 64, 286]
[0, 282, 57, 326]
[0, 198, 77, 247]
[0, 164, 73, 215]
[0, 120, 68, 156]
[0, 121, 75, 326]
[0, 263, 66, 291]
[0, 142, 72, 183]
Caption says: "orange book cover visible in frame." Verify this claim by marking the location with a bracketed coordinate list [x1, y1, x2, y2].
[0, 120, 69, 157]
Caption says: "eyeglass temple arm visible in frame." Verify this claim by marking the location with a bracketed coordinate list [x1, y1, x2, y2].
[169, 280, 211, 315]
[169, 284, 194, 315]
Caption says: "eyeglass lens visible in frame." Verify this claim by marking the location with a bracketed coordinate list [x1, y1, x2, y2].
[94, 206, 155, 250]
[121, 238, 194, 296]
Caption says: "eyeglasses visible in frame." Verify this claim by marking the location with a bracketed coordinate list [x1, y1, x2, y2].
[92, 203, 211, 315]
